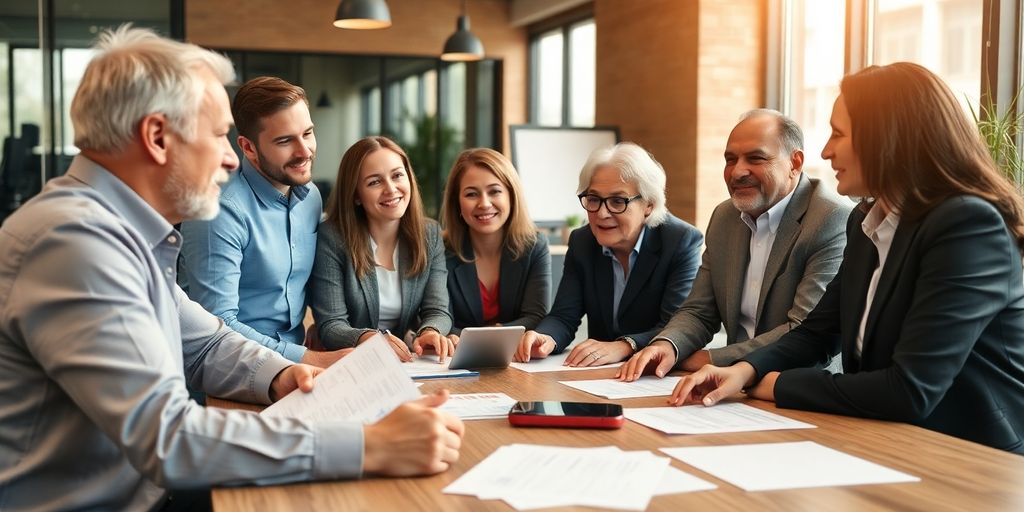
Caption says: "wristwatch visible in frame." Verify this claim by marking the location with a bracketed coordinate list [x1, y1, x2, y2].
[617, 336, 638, 352]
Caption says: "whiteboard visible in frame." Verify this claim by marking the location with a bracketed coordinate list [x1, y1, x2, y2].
[510, 125, 620, 223]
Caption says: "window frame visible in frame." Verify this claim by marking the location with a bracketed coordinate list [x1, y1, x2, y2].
[527, 12, 595, 127]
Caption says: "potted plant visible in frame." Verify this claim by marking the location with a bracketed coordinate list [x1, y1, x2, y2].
[971, 89, 1024, 193]
[561, 213, 583, 244]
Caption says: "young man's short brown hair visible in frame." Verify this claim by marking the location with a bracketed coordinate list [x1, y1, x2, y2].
[231, 76, 307, 141]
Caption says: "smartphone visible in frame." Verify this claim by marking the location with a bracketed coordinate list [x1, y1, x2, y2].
[507, 401, 624, 429]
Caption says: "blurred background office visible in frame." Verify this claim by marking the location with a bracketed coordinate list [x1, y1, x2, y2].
[1, 0, 1020, 232]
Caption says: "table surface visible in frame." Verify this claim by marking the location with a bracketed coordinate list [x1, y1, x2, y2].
[209, 365, 1024, 511]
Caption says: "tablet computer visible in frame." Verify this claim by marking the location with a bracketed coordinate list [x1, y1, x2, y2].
[447, 326, 526, 370]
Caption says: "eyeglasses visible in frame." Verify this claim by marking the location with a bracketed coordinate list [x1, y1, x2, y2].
[577, 193, 643, 214]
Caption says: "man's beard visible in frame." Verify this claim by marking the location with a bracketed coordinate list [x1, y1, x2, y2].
[256, 148, 314, 188]
[165, 167, 229, 221]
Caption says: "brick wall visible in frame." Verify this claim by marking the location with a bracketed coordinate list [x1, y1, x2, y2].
[594, 0, 765, 229]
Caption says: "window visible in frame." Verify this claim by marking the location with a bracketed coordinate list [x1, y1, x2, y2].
[782, 0, 846, 189]
[780, 0, 1001, 190]
[529, 17, 595, 127]
[872, 0, 982, 113]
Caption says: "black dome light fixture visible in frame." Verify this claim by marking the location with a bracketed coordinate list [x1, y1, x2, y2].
[333, 0, 392, 30]
[441, 0, 484, 61]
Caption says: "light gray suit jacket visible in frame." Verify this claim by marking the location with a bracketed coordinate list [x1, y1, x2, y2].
[309, 220, 452, 349]
[659, 175, 852, 365]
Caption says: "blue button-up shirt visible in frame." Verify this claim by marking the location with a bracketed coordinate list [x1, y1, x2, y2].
[601, 226, 646, 332]
[0, 156, 361, 511]
[181, 159, 322, 362]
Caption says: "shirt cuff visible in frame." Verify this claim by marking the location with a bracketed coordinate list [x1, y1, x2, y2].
[253, 353, 293, 404]
[313, 420, 365, 479]
[651, 336, 679, 360]
[281, 342, 307, 363]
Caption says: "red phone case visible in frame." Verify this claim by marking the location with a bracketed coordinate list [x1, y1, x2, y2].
[507, 412, 625, 429]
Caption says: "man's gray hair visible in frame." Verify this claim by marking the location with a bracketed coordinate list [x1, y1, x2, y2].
[71, 25, 235, 153]
[739, 108, 804, 155]
[576, 142, 668, 227]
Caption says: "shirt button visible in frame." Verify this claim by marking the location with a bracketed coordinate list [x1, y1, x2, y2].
[167, 235, 177, 244]
[165, 267, 174, 275]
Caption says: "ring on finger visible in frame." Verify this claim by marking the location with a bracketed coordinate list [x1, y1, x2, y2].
[590, 351, 601, 359]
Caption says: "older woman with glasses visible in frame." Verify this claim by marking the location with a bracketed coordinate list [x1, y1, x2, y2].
[516, 142, 704, 366]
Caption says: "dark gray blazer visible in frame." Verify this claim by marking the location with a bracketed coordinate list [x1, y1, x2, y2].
[744, 196, 1024, 453]
[310, 220, 452, 349]
[446, 236, 551, 335]
[660, 175, 852, 365]
[535, 214, 703, 353]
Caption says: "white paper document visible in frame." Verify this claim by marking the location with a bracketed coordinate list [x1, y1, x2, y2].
[439, 393, 517, 420]
[625, 402, 816, 434]
[509, 349, 623, 373]
[260, 334, 421, 423]
[559, 376, 681, 399]
[445, 444, 704, 510]
[402, 354, 478, 380]
[660, 441, 920, 491]
[654, 466, 718, 495]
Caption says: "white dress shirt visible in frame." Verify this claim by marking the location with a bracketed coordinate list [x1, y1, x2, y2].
[371, 238, 403, 331]
[856, 204, 901, 358]
[737, 186, 797, 340]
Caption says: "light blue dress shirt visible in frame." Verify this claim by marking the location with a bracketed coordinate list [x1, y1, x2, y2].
[181, 159, 322, 362]
[0, 157, 362, 511]
[601, 226, 647, 332]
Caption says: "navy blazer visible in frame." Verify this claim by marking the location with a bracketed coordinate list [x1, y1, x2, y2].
[744, 196, 1024, 453]
[536, 214, 703, 352]
[445, 236, 552, 334]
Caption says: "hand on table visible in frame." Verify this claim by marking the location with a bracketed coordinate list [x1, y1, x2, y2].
[515, 330, 556, 362]
[564, 338, 632, 367]
[667, 361, 758, 406]
[616, 340, 677, 381]
[413, 329, 456, 363]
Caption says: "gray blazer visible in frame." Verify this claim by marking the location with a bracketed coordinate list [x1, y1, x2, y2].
[310, 219, 452, 349]
[660, 175, 852, 365]
[446, 236, 551, 335]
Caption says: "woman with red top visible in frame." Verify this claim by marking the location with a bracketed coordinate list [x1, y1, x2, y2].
[441, 148, 551, 339]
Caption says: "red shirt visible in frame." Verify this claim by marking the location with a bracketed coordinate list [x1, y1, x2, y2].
[479, 279, 500, 324]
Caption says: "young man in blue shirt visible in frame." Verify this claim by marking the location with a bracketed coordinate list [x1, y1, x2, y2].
[181, 77, 346, 367]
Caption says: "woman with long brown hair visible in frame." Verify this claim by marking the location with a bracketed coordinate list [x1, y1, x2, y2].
[441, 148, 551, 338]
[310, 136, 455, 362]
[670, 62, 1024, 453]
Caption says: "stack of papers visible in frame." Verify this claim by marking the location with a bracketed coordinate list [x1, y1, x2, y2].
[660, 441, 919, 491]
[402, 354, 478, 380]
[261, 334, 421, 423]
[444, 444, 715, 510]
[440, 393, 517, 420]
[559, 376, 681, 399]
[625, 402, 816, 434]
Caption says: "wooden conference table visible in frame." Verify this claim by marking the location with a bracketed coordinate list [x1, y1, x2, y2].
[210, 365, 1024, 511]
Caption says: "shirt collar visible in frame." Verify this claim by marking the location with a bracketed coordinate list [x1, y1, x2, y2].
[740, 183, 797, 234]
[861, 202, 901, 243]
[601, 225, 647, 258]
[65, 155, 175, 248]
[240, 158, 310, 207]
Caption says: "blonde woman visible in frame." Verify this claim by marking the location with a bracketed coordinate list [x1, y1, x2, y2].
[441, 148, 551, 340]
